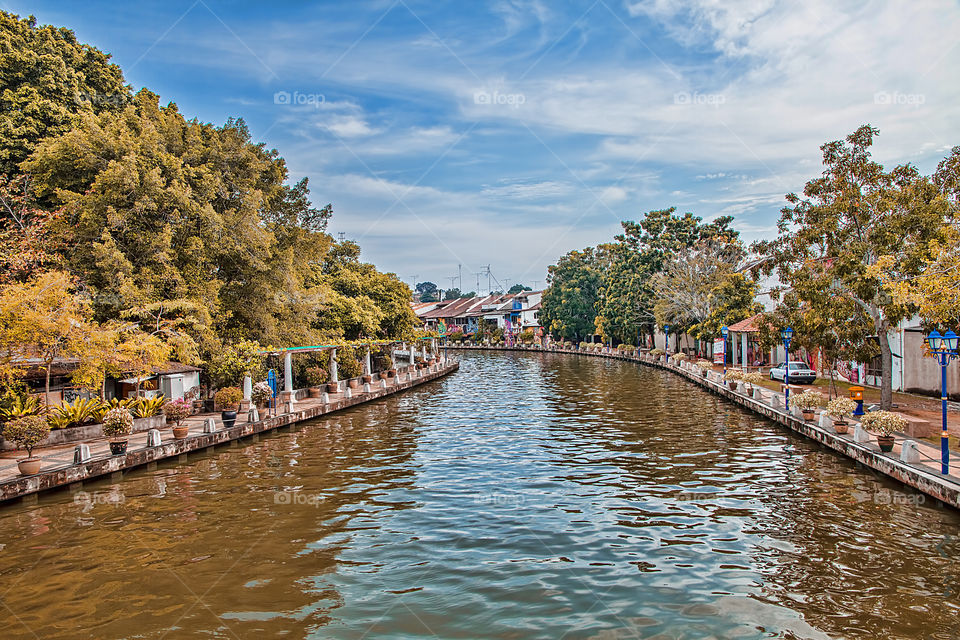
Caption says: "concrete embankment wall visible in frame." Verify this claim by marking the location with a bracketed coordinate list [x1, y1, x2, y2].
[0, 360, 459, 504]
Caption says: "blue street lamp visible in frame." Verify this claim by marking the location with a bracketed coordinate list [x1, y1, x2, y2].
[721, 326, 729, 376]
[664, 324, 671, 362]
[781, 327, 794, 411]
[927, 329, 958, 475]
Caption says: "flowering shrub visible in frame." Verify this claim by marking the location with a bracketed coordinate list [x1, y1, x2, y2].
[651, 348, 665, 357]
[102, 408, 134, 438]
[304, 366, 327, 387]
[825, 397, 858, 420]
[793, 390, 825, 411]
[860, 410, 908, 436]
[673, 352, 688, 361]
[214, 387, 243, 410]
[724, 369, 744, 381]
[162, 399, 192, 426]
[251, 381, 272, 406]
[3, 415, 49, 458]
[695, 359, 713, 371]
[741, 372, 764, 385]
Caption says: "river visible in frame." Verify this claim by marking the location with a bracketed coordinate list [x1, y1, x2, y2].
[1, 351, 959, 639]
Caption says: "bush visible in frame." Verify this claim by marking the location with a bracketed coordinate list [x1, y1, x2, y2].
[724, 369, 744, 381]
[214, 387, 243, 410]
[825, 397, 857, 420]
[3, 415, 49, 458]
[695, 359, 713, 370]
[134, 396, 166, 418]
[251, 381, 272, 406]
[49, 397, 104, 430]
[162, 399, 192, 426]
[305, 366, 327, 387]
[860, 410, 908, 436]
[741, 372, 764, 385]
[336, 346, 363, 379]
[651, 348, 665, 357]
[0, 395, 43, 422]
[102, 408, 134, 439]
[793, 390, 825, 411]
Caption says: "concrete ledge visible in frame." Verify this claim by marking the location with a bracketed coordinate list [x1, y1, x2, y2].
[451, 345, 960, 509]
[0, 360, 459, 504]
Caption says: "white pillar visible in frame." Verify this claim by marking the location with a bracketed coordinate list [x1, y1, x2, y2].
[243, 375, 252, 401]
[741, 333, 748, 368]
[330, 348, 338, 382]
[364, 347, 371, 376]
[283, 352, 293, 393]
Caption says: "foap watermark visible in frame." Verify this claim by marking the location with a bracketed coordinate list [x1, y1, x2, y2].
[273, 91, 326, 108]
[74, 91, 128, 107]
[873, 90, 925, 108]
[870, 490, 926, 506]
[674, 91, 726, 108]
[274, 490, 324, 507]
[473, 90, 526, 109]
[73, 490, 124, 512]
[475, 492, 525, 507]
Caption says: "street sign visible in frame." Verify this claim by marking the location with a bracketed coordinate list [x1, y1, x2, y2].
[439, 319, 447, 336]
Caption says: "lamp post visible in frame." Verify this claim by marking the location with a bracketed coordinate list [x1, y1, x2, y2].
[664, 324, 671, 363]
[927, 329, 958, 475]
[721, 326, 729, 377]
[780, 327, 794, 412]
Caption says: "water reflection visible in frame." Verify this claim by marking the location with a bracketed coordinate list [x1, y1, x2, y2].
[0, 351, 959, 639]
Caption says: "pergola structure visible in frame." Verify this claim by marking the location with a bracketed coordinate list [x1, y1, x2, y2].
[248, 338, 438, 410]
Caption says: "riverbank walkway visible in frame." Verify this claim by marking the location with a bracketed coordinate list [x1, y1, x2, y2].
[0, 358, 458, 503]
[454, 344, 960, 509]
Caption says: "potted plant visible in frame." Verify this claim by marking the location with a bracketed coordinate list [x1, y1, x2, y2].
[825, 397, 858, 434]
[793, 390, 825, 421]
[305, 366, 327, 397]
[724, 369, 744, 391]
[860, 410, 907, 452]
[251, 381, 272, 411]
[695, 360, 712, 377]
[102, 407, 134, 455]
[4, 415, 49, 475]
[163, 398, 193, 439]
[214, 387, 242, 429]
[741, 372, 763, 394]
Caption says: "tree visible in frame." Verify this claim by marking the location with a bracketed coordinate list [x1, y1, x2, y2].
[0, 11, 130, 174]
[596, 208, 741, 344]
[0, 174, 60, 283]
[754, 125, 950, 409]
[0, 271, 88, 404]
[540, 245, 613, 341]
[651, 239, 758, 349]
[443, 288, 462, 300]
[507, 284, 532, 294]
[416, 282, 438, 302]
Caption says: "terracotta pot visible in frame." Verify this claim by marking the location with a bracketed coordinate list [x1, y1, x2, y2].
[326, 382, 339, 393]
[17, 457, 42, 476]
[833, 420, 849, 434]
[172, 426, 190, 439]
[109, 440, 128, 455]
[361, 374, 373, 384]
[728, 382, 739, 392]
[348, 379, 360, 390]
[308, 387, 322, 398]
[379, 371, 389, 380]
[877, 435, 895, 452]
[387, 369, 397, 378]
[802, 410, 815, 421]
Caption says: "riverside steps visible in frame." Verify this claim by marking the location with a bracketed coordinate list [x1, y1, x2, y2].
[454, 344, 960, 510]
[0, 358, 458, 504]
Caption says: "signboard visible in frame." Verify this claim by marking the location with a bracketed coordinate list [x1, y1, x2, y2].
[438, 319, 447, 336]
[713, 338, 725, 365]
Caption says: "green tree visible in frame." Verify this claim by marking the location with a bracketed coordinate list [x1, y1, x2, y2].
[540, 244, 613, 341]
[754, 125, 950, 409]
[0, 11, 129, 174]
[507, 284, 532, 294]
[416, 281, 438, 302]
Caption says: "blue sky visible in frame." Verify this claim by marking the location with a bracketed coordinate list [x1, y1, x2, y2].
[9, 0, 960, 293]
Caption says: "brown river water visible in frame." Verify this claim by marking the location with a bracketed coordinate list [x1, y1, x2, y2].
[1, 350, 959, 639]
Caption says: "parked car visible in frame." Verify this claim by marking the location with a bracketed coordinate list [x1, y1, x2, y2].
[769, 361, 817, 384]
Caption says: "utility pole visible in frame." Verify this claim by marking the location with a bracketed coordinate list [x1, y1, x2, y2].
[473, 271, 484, 295]
[408, 275, 419, 294]
[458, 264, 463, 291]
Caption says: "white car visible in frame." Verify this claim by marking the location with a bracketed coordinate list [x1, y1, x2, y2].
[769, 361, 817, 384]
